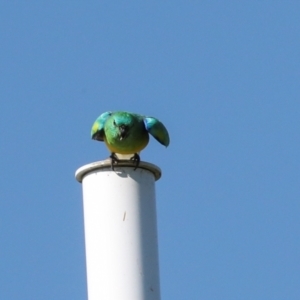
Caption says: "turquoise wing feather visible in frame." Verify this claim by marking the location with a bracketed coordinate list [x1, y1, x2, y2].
[143, 117, 170, 147]
[91, 111, 112, 141]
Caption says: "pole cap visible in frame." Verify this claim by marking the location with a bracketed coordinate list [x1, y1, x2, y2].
[75, 159, 162, 183]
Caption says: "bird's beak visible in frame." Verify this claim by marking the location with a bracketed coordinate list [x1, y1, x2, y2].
[119, 126, 127, 141]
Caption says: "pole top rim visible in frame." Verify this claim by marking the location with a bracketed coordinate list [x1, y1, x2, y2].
[75, 159, 162, 183]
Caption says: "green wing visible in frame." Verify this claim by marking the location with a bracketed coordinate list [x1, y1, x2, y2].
[143, 117, 170, 147]
[91, 111, 112, 141]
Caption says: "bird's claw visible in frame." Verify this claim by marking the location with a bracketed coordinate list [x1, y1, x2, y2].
[109, 153, 119, 170]
[130, 153, 140, 170]
[110, 153, 140, 171]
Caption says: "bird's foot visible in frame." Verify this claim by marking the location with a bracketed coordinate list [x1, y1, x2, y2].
[109, 153, 119, 170]
[130, 153, 140, 170]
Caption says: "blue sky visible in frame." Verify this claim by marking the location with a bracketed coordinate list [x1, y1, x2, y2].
[1, 1, 299, 299]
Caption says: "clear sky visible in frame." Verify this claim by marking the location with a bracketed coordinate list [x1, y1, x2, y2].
[1, 1, 299, 299]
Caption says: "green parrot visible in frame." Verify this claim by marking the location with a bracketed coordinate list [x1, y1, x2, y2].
[91, 111, 170, 169]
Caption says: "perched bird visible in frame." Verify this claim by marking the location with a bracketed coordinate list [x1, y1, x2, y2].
[91, 111, 170, 169]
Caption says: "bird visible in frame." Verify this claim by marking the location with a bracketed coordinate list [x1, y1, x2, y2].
[91, 111, 170, 170]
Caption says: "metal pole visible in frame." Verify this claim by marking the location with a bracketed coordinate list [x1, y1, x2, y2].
[75, 159, 161, 300]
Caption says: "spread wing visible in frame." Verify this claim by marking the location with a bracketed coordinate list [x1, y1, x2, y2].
[143, 117, 170, 147]
[91, 111, 112, 141]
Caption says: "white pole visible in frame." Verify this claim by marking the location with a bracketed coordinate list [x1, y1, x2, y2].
[75, 159, 162, 300]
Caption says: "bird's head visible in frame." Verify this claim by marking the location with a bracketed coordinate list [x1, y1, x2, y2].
[111, 113, 133, 141]
[112, 119, 129, 141]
